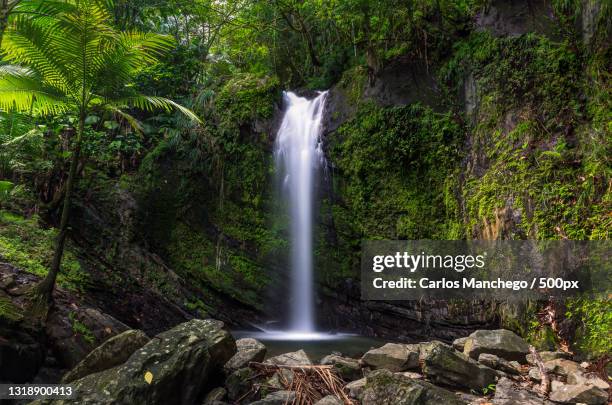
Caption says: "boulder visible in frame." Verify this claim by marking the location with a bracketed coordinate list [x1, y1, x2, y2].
[61, 329, 150, 383]
[320, 354, 361, 380]
[543, 358, 582, 377]
[265, 349, 311, 366]
[46, 305, 130, 368]
[549, 383, 608, 404]
[346, 377, 367, 399]
[250, 390, 296, 405]
[361, 343, 419, 371]
[224, 338, 266, 373]
[52, 319, 235, 405]
[314, 395, 343, 405]
[396, 371, 423, 379]
[463, 329, 529, 362]
[567, 370, 609, 390]
[478, 353, 521, 375]
[203, 387, 227, 404]
[528, 367, 542, 382]
[420, 341, 497, 390]
[492, 377, 553, 405]
[452, 337, 468, 352]
[526, 351, 570, 365]
[226, 367, 258, 402]
[361, 369, 467, 405]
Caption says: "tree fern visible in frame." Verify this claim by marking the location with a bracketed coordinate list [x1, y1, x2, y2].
[0, 0, 201, 300]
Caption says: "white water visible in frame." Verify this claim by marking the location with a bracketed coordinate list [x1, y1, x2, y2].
[274, 90, 327, 333]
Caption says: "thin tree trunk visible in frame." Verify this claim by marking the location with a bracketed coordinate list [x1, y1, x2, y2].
[35, 111, 84, 301]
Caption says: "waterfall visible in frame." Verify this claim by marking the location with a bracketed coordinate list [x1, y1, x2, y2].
[274, 90, 327, 333]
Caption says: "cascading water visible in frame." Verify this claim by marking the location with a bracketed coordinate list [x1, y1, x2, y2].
[274, 90, 327, 334]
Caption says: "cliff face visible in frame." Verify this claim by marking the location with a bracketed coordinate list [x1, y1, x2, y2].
[314, 0, 610, 341]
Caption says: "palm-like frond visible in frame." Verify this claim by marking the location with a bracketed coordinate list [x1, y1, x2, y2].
[0, 65, 69, 114]
[0, 0, 200, 124]
[119, 95, 202, 124]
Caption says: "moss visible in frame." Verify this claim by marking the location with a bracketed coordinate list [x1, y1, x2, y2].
[216, 73, 280, 125]
[165, 222, 267, 309]
[0, 294, 23, 324]
[337, 66, 368, 105]
[0, 211, 89, 291]
[69, 312, 96, 345]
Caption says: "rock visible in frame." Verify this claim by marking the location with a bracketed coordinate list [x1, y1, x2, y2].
[226, 367, 258, 401]
[463, 329, 529, 363]
[250, 390, 296, 405]
[54, 319, 235, 405]
[551, 380, 565, 392]
[549, 383, 608, 404]
[528, 367, 542, 382]
[567, 370, 609, 390]
[0, 319, 46, 382]
[361, 343, 420, 371]
[526, 351, 570, 365]
[203, 387, 227, 404]
[478, 353, 521, 375]
[361, 369, 467, 405]
[346, 377, 367, 399]
[46, 305, 130, 368]
[224, 338, 266, 373]
[493, 377, 553, 405]
[543, 358, 582, 377]
[61, 329, 150, 383]
[452, 337, 468, 352]
[265, 349, 311, 366]
[420, 341, 497, 390]
[320, 354, 361, 380]
[314, 395, 343, 405]
[265, 368, 294, 390]
[396, 371, 423, 379]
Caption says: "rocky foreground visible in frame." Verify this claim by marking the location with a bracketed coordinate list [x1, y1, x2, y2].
[27, 319, 610, 405]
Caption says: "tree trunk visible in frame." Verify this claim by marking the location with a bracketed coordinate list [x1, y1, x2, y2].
[35, 111, 84, 301]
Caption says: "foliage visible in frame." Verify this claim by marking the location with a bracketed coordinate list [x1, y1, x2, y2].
[566, 297, 612, 357]
[68, 311, 96, 344]
[0, 210, 88, 290]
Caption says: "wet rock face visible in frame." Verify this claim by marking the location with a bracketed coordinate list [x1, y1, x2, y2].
[475, 0, 557, 38]
[361, 369, 467, 405]
[52, 319, 235, 405]
[463, 329, 529, 363]
[61, 329, 150, 383]
[420, 341, 497, 391]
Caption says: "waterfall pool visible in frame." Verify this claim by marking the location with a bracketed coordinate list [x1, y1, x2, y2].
[231, 330, 389, 362]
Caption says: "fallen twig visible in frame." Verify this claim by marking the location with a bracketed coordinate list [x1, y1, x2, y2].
[529, 345, 550, 396]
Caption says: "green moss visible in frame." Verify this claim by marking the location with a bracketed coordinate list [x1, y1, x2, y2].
[0, 294, 23, 324]
[317, 103, 465, 284]
[566, 297, 612, 358]
[216, 73, 280, 124]
[166, 222, 268, 309]
[69, 312, 95, 345]
[0, 211, 89, 291]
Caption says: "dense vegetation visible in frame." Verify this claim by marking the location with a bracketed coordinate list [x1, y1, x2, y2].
[0, 0, 610, 358]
